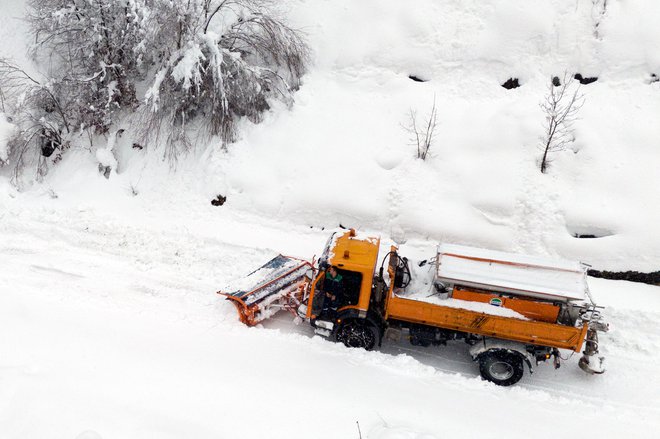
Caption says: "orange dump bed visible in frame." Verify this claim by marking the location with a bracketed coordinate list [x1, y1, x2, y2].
[385, 293, 588, 352]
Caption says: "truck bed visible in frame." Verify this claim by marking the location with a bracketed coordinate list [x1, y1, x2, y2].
[386, 293, 588, 351]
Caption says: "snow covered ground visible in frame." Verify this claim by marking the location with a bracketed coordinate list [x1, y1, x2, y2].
[2, 0, 660, 438]
[2, 197, 660, 439]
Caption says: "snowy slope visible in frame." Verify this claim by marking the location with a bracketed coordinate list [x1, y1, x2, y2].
[2, 0, 659, 269]
[212, 0, 660, 270]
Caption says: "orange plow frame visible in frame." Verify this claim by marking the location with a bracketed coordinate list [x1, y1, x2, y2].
[217, 256, 313, 326]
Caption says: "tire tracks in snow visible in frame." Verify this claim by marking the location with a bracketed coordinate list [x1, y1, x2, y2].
[2, 201, 659, 427]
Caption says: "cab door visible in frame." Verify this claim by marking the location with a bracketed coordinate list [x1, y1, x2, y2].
[307, 270, 327, 319]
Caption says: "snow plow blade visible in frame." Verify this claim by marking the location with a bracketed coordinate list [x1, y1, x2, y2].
[217, 255, 313, 326]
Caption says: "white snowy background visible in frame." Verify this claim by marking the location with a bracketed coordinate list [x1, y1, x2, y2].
[1, 0, 660, 438]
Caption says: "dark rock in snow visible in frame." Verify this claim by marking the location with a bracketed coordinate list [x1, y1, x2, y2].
[570, 230, 614, 239]
[40, 128, 60, 157]
[588, 269, 660, 286]
[408, 75, 429, 82]
[567, 225, 614, 240]
[574, 73, 598, 85]
[41, 143, 56, 158]
[501, 78, 520, 89]
[98, 164, 111, 179]
[211, 194, 227, 206]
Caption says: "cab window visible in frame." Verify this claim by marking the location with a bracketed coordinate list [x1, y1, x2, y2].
[335, 269, 362, 308]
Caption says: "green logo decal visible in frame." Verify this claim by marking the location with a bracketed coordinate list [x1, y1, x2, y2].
[489, 298, 503, 307]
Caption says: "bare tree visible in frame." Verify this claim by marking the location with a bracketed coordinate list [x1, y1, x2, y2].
[403, 96, 438, 161]
[539, 73, 584, 174]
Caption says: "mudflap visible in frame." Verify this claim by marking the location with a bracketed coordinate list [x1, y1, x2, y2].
[218, 255, 313, 326]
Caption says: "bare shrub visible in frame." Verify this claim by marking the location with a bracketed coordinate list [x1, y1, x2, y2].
[539, 73, 584, 174]
[403, 97, 438, 161]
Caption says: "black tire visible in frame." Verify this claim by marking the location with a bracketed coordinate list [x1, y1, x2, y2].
[336, 319, 378, 350]
[478, 350, 525, 386]
[410, 337, 430, 347]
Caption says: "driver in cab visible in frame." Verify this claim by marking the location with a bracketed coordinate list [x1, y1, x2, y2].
[321, 265, 343, 318]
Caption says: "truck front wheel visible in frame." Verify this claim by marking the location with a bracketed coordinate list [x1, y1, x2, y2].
[336, 320, 378, 350]
[478, 351, 524, 386]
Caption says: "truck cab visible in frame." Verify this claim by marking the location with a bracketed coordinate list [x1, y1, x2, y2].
[305, 230, 388, 347]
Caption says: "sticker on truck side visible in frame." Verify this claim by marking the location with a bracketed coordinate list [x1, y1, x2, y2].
[489, 297, 503, 307]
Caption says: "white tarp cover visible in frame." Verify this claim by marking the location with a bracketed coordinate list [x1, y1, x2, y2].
[437, 244, 587, 302]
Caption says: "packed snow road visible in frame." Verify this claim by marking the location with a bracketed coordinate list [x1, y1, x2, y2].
[2, 200, 659, 439]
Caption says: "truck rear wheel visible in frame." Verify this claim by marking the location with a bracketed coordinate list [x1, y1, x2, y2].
[336, 320, 378, 350]
[478, 351, 524, 386]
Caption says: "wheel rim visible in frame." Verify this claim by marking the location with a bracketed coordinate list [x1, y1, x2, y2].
[340, 323, 374, 348]
[489, 361, 514, 381]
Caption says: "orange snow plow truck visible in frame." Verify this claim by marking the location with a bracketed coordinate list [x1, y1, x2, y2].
[218, 229, 608, 386]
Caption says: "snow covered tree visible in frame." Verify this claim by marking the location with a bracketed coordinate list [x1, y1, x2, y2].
[26, 0, 156, 133]
[0, 58, 69, 184]
[2, 0, 156, 183]
[1, 0, 308, 183]
[539, 73, 584, 174]
[139, 0, 309, 157]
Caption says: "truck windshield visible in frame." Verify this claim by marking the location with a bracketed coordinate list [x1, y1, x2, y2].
[318, 232, 336, 268]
